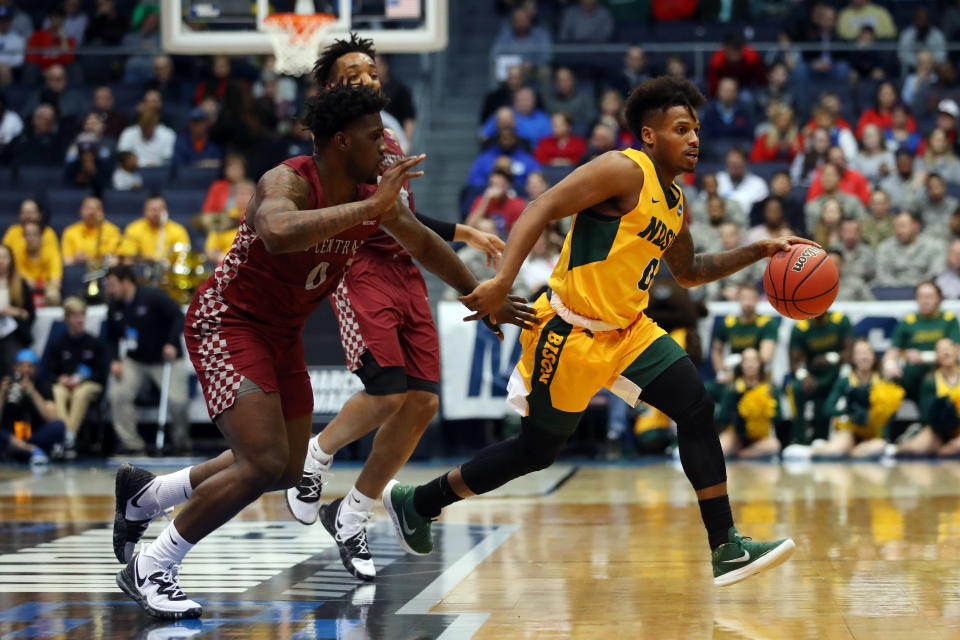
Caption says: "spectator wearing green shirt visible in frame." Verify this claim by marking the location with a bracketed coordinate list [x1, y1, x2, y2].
[711, 285, 780, 386]
[788, 310, 854, 443]
[895, 337, 960, 457]
[717, 348, 782, 459]
[882, 281, 960, 403]
[810, 340, 903, 459]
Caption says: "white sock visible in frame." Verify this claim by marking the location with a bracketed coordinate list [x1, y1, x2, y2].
[308, 438, 333, 469]
[144, 521, 193, 566]
[154, 467, 194, 510]
[125, 467, 193, 521]
[341, 486, 374, 514]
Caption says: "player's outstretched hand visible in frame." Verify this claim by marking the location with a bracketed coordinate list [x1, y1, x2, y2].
[459, 278, 510, 323]
[756, 236, 820, 258]
[374, 154, 425, 211]
[474, 295, 541, 340]
[460, 227, 505, 268]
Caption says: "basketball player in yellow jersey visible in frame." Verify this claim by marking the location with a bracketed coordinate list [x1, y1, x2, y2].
[383, 77, 811, 587]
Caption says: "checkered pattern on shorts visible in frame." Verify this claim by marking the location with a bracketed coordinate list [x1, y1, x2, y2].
[187, 222, 256, 419]
[331, 278, 368, 372]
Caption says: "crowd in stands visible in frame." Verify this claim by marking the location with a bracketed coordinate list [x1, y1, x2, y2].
[474, 0, 960, 308]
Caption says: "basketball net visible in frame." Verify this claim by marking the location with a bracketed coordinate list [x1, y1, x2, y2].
[263, 1, 335, 77]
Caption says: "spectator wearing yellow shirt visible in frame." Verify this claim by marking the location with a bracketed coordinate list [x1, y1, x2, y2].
[3, 199, 59, 260]
[204, 180, 253, 264]
[117, 194, 191, 262]
[61, 196, 122, 266]
[17, 221, 62, 306]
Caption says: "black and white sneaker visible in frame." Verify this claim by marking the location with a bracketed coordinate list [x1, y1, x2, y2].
[116, 553, 202, 620]
[285, 456, 331, 525]
[320, 497, 375, 581]
[114, 463, 161, 563]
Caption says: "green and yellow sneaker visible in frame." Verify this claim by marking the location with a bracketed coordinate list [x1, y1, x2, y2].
[712, 527, 796, 587]
[382, 480, 434, 556]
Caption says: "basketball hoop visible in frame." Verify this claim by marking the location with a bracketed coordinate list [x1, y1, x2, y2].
[262, 12, 335, 77]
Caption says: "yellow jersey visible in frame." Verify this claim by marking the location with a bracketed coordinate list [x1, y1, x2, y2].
[205, 228, 238, 256]
[16, 243, 62, 286]
[2, 225, 59, 259]
[117, 219, 191, 260]
[61, 220, 122, 262]
[548, 148, 685, 329]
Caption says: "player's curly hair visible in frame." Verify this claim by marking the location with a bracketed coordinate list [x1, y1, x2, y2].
[312, 32, 377, 87]
[624, 76, 705, 141]
[300, 82, 389, 142]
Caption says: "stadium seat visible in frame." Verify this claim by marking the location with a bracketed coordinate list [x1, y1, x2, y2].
[15, 166, 66, 190]
[752, 162, 790, 182]
[102, 190, 149, 227]
[61, 264, 89, 300]
[47, 190, 95, 229]
[541, 165, 575, 186]
[140, 167, 173, 191]
[701, 137, 750, 162]
[170, 166, 221, 190]
[872, 286, 916, 300]
[0, 190, 31, 217]
[162, 189, 207, 220]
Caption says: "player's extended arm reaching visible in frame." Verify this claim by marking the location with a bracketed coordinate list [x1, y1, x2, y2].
[251, 154, 426, 254]
[379, 200, 539, 336]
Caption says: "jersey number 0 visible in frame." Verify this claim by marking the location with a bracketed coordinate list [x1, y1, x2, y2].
[637, 258, 659, 291]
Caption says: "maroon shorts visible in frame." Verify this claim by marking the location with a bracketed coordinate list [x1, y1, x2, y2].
[185, 293, 313, 421]
[330, 251, 440, 395]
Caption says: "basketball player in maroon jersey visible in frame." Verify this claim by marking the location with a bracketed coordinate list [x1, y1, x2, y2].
[284, 34, 505, 581]
[111, 83, 536, 620]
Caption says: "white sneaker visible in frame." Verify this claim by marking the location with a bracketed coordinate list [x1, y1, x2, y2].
[285, 454, 332, 525]
[320, 497, 375, 581]
[116, 553, 202, 620]
[781, 444, 813, 460]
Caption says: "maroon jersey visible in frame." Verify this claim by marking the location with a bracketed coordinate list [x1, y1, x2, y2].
[191, 155, 381, 331]
[357, 130, 414, 258]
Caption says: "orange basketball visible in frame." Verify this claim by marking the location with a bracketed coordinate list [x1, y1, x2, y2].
[763, 244, 839, 320]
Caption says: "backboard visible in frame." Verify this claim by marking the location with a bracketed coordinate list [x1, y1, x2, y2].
[161, 0, 448, 55]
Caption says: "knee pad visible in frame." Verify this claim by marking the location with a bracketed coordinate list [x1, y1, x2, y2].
[674, 392, 715, 436]
[518, 420, 566, 472]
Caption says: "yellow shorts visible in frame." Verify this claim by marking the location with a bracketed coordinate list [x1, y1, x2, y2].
[507, 294, 687, 437]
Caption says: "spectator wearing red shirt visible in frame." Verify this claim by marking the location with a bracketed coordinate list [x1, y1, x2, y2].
[26, 7, 76, 71]
[534, 112, 586, 166]
[466, 169, 527, 239]
[806, 146, 871, 205]
[707, 34, 766, 97]
[855, 81, 916, 140]
[202, 153, 247, 213]
[750, 103, 803, 163]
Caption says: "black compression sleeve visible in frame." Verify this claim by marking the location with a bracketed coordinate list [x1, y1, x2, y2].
[414, 213, 458, 242]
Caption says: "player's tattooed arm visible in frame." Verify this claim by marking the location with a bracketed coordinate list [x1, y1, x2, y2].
[252, 157, 425, 254]
[666, 225, 816, 288]
[251, 165, 382, 254]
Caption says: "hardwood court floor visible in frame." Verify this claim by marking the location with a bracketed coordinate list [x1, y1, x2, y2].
[0, 459, 957, 639]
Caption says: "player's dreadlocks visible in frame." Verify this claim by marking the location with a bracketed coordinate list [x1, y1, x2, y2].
[312, 32, 377, 87]
[624, 76, 705, 140]
[301, 82, 389, 142]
